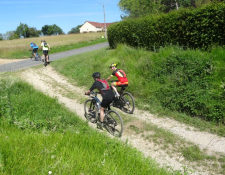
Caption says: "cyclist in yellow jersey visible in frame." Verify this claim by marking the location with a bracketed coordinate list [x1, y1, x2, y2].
[41, 40, 51, 62]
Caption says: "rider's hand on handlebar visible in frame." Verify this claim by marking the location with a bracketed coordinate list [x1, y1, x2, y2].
[85, 91, 90, 95]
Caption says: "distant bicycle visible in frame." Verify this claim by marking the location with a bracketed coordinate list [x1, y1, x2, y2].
[29, 50, 41, 61]
[109, 80, 135, 114]
[84, 91, 123, 137]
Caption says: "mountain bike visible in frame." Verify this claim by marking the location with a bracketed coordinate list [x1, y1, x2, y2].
[84, 91, 123, 137]
[29, 50, 41, 61]
[108, 81, 135, 114]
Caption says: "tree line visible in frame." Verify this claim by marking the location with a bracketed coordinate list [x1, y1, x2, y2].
[117, 0, 222, 18]
[0, 23, 82, 40]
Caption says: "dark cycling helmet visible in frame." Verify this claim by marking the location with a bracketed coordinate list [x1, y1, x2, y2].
[109, 63, 117, 68]
[41, 40, 45, 42]
[92, 72, 101, 78]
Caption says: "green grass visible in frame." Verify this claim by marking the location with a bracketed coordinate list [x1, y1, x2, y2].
[0, 122, 169, 175]
[50, 38, 107, 54]
[0, 76, 172, 175]
[50, 44, 225, 137]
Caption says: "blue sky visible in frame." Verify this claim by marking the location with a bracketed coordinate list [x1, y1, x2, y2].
[0, 0, 122, 34]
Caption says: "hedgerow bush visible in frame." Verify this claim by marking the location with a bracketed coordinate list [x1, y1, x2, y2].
[108, 2, 225, 50]
[140, 47, 225, 123]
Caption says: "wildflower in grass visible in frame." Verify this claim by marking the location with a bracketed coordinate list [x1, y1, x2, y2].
[51, 155, 56, 159]
[48, 171, 52, 174]
[101, 159, 105, 166]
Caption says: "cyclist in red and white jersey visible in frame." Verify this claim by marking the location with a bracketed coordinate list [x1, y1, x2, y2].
[106, 63, 129, 97]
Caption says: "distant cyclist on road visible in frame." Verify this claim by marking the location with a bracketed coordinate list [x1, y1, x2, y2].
[29, 42, 39, 60]
[106, 63, 129, 97]
[41, 40, 51, 62]
[85, 72, 115, 129]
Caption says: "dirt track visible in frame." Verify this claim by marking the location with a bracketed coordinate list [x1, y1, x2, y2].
[0, 58, 28, 65]
[16, 66, 225, 175]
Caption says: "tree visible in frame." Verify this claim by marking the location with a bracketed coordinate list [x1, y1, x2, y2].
[118, 0, 205, 18]
[41, 24, 64, 35]
[0, 33, 3, 41]
[15, 22, 30, 38]
[28, 27, 41, 37]
[68, 25, 82, 34]
[14, 23, 41, 38]
[3, 31, 19, 40]
[41, 25, 49, 36]
[52, 24, 64, 35]
[118, 0, 164, 18]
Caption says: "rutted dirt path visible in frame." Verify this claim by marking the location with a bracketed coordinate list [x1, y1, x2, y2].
[18, 66, 225, 175]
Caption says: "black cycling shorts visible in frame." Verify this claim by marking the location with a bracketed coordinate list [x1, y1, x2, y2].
[101, 98, 114, 108]
[43, 50, 48, 55]
[33, 48, 38, 53]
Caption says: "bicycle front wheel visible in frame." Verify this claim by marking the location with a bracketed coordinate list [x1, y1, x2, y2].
[84, 99, 97, 123]
[30, 53, 34, 60]
[120, 92, 135, 114]
[105, 110, 123, 137]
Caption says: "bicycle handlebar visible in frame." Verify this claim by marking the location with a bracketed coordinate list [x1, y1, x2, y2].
[85, 91, 99, 96]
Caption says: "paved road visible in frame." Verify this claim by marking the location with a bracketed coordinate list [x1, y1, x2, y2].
[0, 42, 109, 72]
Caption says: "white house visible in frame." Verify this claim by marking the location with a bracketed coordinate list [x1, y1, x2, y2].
[79, 21, 113, 33]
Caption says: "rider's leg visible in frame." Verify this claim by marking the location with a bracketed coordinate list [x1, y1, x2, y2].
[47, 54, 49, 62]
[42, 51, 44, 61]
[111, 82, 120, 97]
[99, 98, 113, 127]
[100, 107, 105, 123]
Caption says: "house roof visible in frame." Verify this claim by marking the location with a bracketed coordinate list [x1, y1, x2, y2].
[85, 21, 113, 28]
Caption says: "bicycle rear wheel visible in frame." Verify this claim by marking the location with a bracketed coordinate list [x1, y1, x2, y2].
[36, 53, 41, 61]
[105, 110, 123, 137]
[84, 99, 97, 123]
[44, 55, 47, 67]
[120, 92, 135, 114]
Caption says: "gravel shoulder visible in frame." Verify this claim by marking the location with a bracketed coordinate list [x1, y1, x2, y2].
[17, 66, 225, 175]
[0, 58, 28, 65]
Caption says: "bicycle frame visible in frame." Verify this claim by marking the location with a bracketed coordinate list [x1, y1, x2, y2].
[107, 80, 135, 114]
[84, 91, 123, 137]
[88, 91, 111, 112]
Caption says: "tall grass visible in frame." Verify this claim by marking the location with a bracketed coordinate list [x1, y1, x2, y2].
[0, 76, 172, 175]
[50, 44, 225, 136]
[0, 32, 106, 59]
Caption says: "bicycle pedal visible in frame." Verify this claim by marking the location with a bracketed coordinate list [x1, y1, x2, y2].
[97, 123, 103, 130]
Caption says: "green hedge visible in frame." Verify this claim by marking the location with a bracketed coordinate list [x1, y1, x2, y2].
[108, 2, 225, 50]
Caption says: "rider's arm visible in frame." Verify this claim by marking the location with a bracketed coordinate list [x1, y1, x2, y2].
[86, 81, 97, 94]
[48, 45, 51, 51]
[106, 75, 113, 81]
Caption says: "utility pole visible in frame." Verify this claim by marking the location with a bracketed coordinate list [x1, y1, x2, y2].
[100, 3, 107, 39]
